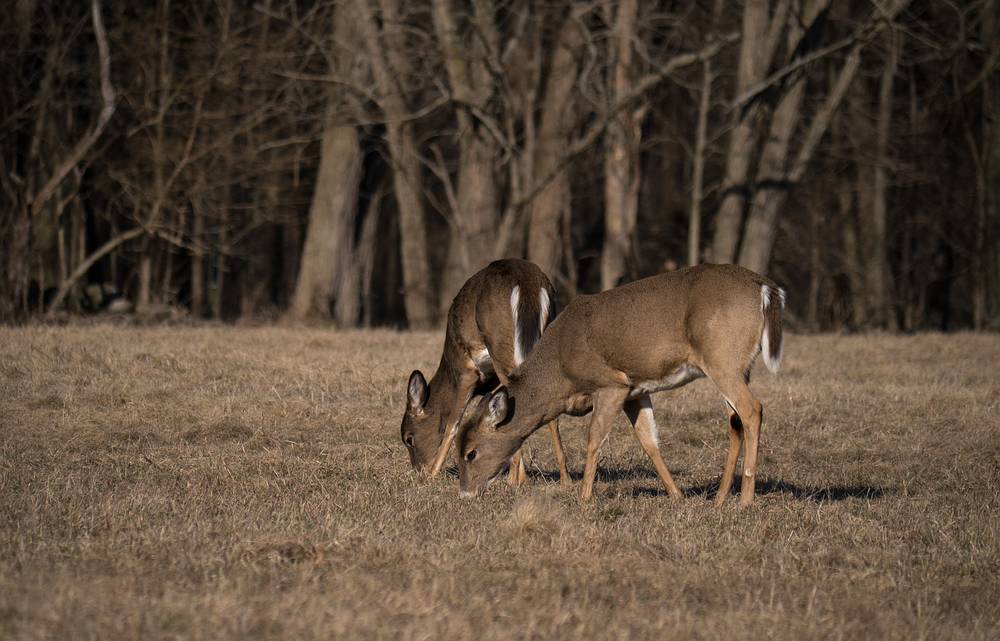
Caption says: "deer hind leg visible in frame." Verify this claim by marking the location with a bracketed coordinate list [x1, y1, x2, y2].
[624, 394, 683, 499]
[546, 419, 572, 487]
[710, 375, 762, 506]
[580, 388, 629, 501]
[714, 409, 744, 506]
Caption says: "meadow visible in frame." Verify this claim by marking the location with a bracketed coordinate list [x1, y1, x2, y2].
[1, 325, 998, 640]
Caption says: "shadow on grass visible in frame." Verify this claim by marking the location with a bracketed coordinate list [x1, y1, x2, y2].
[444, 465, 891, 503]
[679, 478, 892, 502]
[524, 466, 672, 484]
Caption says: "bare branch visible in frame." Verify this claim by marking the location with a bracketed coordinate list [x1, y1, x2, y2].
[510, 32, 738, 213]
[29, 0, 116, 218]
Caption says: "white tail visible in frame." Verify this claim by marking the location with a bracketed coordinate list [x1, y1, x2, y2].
[760, 284, 786, 373]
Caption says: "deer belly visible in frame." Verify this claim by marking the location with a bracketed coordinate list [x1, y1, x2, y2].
[629, 364, 704, 398]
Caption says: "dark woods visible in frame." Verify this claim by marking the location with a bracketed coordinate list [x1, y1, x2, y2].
[2, 0, 997, 330]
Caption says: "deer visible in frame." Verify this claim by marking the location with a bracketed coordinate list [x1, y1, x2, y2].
[455, 263, 785, 506]
[400, 258, 571, 486]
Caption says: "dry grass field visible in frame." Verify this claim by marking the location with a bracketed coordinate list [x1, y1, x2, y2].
[1, 325, 998, 640]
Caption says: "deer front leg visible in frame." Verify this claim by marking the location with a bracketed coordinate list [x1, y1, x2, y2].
[623, 394, 683, 499]
[547, 419, 572, 487]
[429, 423, 460, 478]
[580, 388, 629, 501]
[428, 374, 479, 478]
[508, 447, 527, 486]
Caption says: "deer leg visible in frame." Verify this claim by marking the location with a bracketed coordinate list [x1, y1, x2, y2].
[711, 377, 762, 506]
[580, 388, 628, 501]
[508, 447, 527, 486]
[623, 394, 683, 499]
[715, 409, 744, 506]
[428, 423, 459, 478]
[429, 374, 478, 478]
[546, 419, 572, 487]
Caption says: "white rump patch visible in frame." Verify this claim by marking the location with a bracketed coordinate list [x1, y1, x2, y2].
[510, 285, 523, 365]
[539, 288, 551, 333]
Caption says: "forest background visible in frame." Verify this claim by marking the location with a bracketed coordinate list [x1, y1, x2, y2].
[2, 0, 998, 331]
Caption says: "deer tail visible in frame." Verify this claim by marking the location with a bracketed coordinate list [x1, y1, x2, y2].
[760, 284, 786, 373]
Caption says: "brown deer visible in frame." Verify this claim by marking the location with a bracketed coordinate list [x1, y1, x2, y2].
[456, 264, 785, 505]
[401, 259, 571, 486]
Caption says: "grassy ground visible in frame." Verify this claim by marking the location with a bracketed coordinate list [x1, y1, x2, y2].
[1, 325, 998, 640]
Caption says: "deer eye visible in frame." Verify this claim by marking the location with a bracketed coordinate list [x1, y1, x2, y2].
[465, 449, 477, 463]
[403, 434, 414, 448]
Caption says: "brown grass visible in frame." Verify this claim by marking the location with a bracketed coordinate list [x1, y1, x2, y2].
[1, 325, 998, 640]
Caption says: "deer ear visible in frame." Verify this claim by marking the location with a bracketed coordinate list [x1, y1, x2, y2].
[407, 370, 428, 412]
[485, 387, 509, 428]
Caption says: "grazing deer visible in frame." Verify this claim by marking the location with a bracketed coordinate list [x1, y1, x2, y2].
[401, 259, 571, 486]
[456, 263, 785, 505]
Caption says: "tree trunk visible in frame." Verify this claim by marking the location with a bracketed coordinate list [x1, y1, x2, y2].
[432, 0, 499, 314]
[528, 13, 582, 281]
[867, 31, 898, 329]
[335, 187, 381, 327]
[0, 202, 31, 321]
[287, 117, 362, 321]
[737, 76, 806, 274]
[688, 59, 712, 267]
[978, 4, 999, 329]
[138, 252, 153, 307]
[191, 197, 205, 317]
[600, 0, 642, 291]
[738, 0, 828, 275]
[710, 0, 776, 264]
[354, 0, 435, 328]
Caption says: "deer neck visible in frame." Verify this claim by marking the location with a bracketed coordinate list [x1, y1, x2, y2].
[504, 358, 571, 442]
[425, 349, 467, 417]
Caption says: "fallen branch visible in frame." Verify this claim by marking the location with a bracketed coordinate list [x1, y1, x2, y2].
[45, 226, 144, 316]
